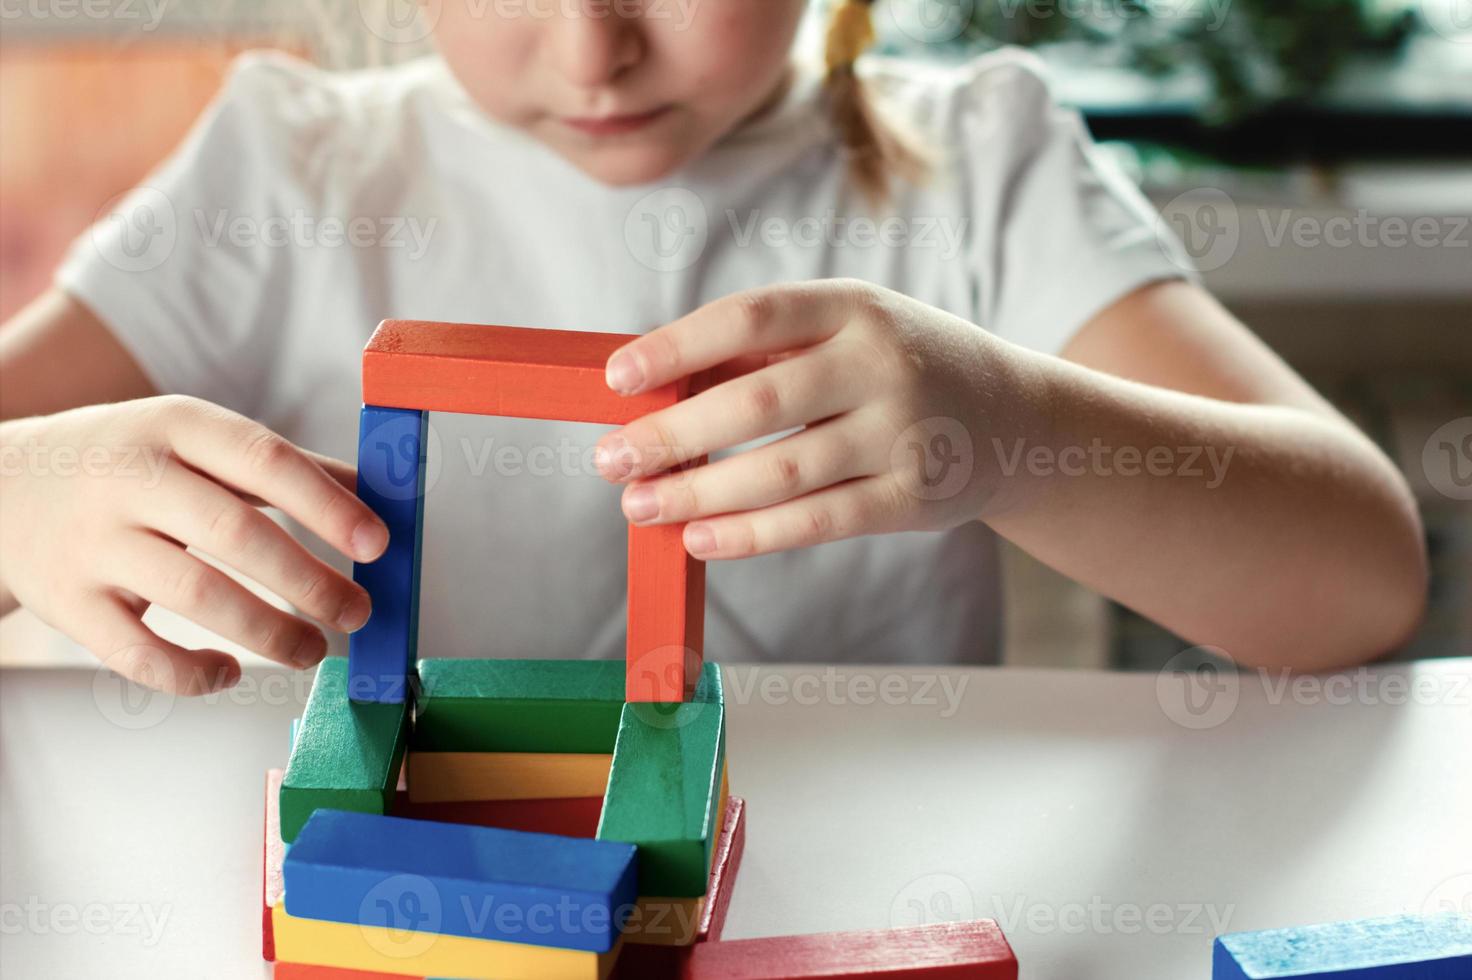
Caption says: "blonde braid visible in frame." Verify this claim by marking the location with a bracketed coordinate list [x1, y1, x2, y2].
[823, 0, 926, 207]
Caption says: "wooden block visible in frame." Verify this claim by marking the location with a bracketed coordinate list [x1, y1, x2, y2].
[626, 521, 705, 703]
[680, 920, 1018, 979]
[272, 900, 622, 980]
[408, 751, 613, 803]
[362, 320, 684, 426]
[609, 943, 692, 980]
[264, 769, 285, 962]
[699, 796, 746, 944]
[414, 659, 625, 753]
[1213, 912, 1472, 979]
[280, 658, 409, 843]
[348, 405, 427, 704]
[273, 963, 416, 979]
[597, 668, 725, 896]
[284, 809, 637, 953]
[392, 792, 605, 838]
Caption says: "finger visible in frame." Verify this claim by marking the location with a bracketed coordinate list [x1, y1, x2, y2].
[598, 339, 863, 481]
[79, 593, 241, 696]
[681, 476, 906, 560]
[162, 401, 387, 564]
[108, 532, 329, 669]
[140, 466, 371, 633]
[302, 450, 359, 493]
[605, 282, 862, 395]
[621, 418, 878, 525]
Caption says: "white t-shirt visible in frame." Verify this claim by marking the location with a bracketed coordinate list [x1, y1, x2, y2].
[59, 48, 1188, 666]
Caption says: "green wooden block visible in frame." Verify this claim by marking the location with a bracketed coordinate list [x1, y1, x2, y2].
[413, 659, 629, 753]
[279, 657, 408, 843]
[597, 664, 725, 897]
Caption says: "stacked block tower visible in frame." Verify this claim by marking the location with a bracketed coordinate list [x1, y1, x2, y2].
[257, 319, 1020, 979]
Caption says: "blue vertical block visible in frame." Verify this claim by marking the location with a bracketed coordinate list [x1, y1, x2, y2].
[283, 809, 638, 953]
[1213, 912, 1472, 979]
[348, 405, 427, 704]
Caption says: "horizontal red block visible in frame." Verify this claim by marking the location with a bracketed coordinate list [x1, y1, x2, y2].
[363, 320, 685, 425]
[614, 920, 1018, 980]
[272, 963, 408, 979]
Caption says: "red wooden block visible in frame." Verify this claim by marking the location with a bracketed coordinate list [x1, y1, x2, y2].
[390, 791, 605, 838]
[627, 519, 705, 702]
[272, 963, 413, 979]
[681, 920, 1017, 979]
[362, 320, 685, 426]
[263, 768, 285, 962]
[700, 796, 746, 943]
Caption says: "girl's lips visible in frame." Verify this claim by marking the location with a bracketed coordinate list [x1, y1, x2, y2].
[560, 105, 672, 136]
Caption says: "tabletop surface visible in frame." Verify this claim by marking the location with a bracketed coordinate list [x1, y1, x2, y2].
[2, 657, 1469, 980]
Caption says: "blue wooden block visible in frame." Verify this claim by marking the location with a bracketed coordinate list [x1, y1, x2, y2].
[348, 405, 427, 704]
[1213, 912, 1472, 979]
[282, 809, 638, 953]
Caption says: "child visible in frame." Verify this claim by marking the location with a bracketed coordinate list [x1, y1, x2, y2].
[0, 0, 1426, 695]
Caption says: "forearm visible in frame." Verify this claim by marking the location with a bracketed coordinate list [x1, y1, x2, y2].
[981, 351, 1428, 671]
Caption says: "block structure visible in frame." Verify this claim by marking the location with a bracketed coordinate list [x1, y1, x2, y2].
[280, 658, 408, 843]
[1212, 912, 1472, 979]
[350, 320, 707, 704]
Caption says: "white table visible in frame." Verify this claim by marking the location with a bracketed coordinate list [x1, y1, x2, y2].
[2, 658, 1469, 979]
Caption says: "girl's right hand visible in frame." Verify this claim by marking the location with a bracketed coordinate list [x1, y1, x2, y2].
[0, 395, 388, 695]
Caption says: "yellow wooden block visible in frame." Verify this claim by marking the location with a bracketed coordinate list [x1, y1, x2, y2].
[407, 752, 613, 803]
[272, 901, 620, 979]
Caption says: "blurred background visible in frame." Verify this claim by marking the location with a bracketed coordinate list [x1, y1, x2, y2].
[0, 0, 1468, 671]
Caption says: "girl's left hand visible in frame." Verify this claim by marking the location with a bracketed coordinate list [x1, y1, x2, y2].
[594, 279, 1042, 559]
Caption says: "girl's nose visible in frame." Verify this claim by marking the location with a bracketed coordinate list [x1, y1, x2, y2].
[548, 3, 646, 89]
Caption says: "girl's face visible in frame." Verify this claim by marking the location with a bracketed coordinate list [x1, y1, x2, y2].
[430, 0, 808, 186]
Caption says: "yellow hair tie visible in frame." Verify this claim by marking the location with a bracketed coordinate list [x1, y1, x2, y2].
[826, 0, 875, 73]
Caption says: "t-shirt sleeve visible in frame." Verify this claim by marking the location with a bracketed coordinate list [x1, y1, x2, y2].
[54, 52, 324, 418]
[957, 52, 1196, 356]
